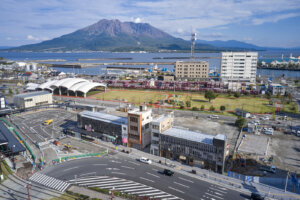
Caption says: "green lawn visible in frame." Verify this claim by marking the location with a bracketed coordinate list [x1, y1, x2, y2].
[92, 89, 296, 114]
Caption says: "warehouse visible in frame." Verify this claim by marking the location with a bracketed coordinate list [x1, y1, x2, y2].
[13, 91, 53, 109]
[77, 111, 128, 145]
[0, 121, 26, 156]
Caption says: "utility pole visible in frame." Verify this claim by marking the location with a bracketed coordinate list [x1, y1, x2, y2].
[285, 171, 289, 192]
[27, 183, 31, 200]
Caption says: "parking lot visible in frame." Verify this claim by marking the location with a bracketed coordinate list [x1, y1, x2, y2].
[11, 109, 77, 144]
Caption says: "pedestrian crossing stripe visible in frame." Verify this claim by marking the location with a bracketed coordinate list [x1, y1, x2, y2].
[29, 173, 70, 192]
[68, 176, 182, 200]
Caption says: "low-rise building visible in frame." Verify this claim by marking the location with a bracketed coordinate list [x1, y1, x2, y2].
[77, 111, 128, 145]
[150, 113, 174, 156]
[128, 105, 152, 150]
[268, 83, 285, 95]
[159, 127, 226, 173]
[175, 61, 209, 80]
[13, 91, 52, 109]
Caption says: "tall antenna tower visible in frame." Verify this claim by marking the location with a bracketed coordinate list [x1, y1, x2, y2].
[191, 32, 196, 59]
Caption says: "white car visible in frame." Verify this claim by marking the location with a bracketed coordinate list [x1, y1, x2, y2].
[139, 157, 152, 164]
[209, 115, 219, 119]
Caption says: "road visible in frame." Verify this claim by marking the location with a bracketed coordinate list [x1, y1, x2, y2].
[40, 153, 250, 200]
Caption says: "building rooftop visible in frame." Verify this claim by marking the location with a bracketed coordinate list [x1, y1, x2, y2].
[152, 115, 171, 123]
[161, 127, 225, 145]
[270, 83, 284, 88]
[14, 91, 51, 99]
[79, 110, 128, 125]
[0, 121, 26, 153]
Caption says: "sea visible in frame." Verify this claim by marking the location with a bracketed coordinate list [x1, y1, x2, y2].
[1, 50, 300, 78]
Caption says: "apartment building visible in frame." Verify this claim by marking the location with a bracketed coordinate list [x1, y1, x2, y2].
[159, 127, 227, 173]
[175, 61, 209, 80]
[128, 105, 152, 150]
[150, 112, 174, 156]
[220, 52, 258, 83]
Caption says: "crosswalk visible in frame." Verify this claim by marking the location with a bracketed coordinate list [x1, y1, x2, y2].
[29, 173, 70, 192]
[200, 184, 228, 200]
[68, 176, 182, 200]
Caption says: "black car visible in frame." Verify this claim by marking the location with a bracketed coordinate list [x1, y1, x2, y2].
[250, 192, 264, 200]
[163, 169, 174, 176]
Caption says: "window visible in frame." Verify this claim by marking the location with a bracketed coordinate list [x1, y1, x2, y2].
[25, 98, 33, 102]
[130, 117, 138, 123]
[123, 127, 127, 131]
[130, 126, 138, 131]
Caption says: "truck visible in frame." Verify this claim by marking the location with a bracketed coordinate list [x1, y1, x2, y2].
[260, 165, 276, 173]
[43, 119, 53, 126]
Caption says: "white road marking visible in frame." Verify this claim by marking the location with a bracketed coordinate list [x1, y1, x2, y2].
[173, 181, 190, 188]
[110, 160, 122, 164]
[63, 166, 78, 171]
[146, 172, 160, 178]
[128, 161, 140, 166]
[209, 187, 227, 193]
[111, 172, 126, 175]
[79, 172, 96, 176]
[152, 168, 158, 171]
[93, 164, 107, 166]
[178, 177, 194, 183]
[205, 192, 223, 199]
[168, 186, 185, 194]
[121, 165, 135, 170]
[210, 185, 227, 191]
[140, 177, 155, 183]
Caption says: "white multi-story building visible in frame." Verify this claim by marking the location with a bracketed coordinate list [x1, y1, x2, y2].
[13, 91, 53, 109]
[220, 52, 258, 82]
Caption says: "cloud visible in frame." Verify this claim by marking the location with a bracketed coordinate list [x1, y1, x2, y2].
[27, 35, 48, 41]
[252, 12, 300, 25]
[134, 17, 142, 23]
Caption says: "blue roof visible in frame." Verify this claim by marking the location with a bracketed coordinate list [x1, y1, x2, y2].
[0, 121, 26, 153]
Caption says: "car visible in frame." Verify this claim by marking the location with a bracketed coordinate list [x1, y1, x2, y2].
[249, 115, 256, 119]
[209, 115, 219, 119]
[250, 192, 264, 200]
[139, 157, 152, 164]
[163, 169, 174, 176]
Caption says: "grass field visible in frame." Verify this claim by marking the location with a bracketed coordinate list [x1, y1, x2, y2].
[92, 89, 296, 114]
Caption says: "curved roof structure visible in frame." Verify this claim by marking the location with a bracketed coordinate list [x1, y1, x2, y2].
[51, 78, 73, 88]
[69, 81, 91, 92]
[60, 78, 88, 89]
[37, 80, 59, 90]
[76, 82, 106, 94]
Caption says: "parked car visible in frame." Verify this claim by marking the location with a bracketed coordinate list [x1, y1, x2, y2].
[249, 115, 256, 119]
[163, 169, 174, 176]
[139, 157, 152, 164]
[209, 115, 219, 119]
[250, 192, 264, 200]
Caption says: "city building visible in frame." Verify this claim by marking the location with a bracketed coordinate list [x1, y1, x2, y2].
[77, 110, 128, 144]
[128, 105, 152, 150]
[175, 61, 209, 80]
[159, 127, 226, 173]
[220, 52, 258, 82]
[0, 94, 5, 109]
[235, 108, 251, 118]
[13, 91, 53, 109]
[150, 113, 174, 156]
[268, 83, 285, 95]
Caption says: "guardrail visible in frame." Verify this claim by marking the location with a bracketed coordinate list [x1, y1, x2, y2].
[52, 150, 108, 164]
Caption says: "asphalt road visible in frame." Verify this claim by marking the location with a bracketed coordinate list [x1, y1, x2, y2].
[40, 153, 250, 200]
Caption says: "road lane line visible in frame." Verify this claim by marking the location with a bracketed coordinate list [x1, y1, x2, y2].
[152, 168, 158, 171]
[111, 172, 126, 175]
[178, 177, 194, 183]
[121, 165, 135, 169]
[205, 192, 224, 199]
[128, 161, 140, 166]
[93, 164, 107, 166]
[63, 166, 78, 171]
[140, 177, 155, 183]
[209, 187, 227, 193]
[168, 186, 185, 194]
[146, 172, 160, 178]
[173, 181, 190, 188]
[79, 172, 96, 176]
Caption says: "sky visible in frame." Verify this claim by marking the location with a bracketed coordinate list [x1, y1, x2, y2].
[1, 0, 300, 48]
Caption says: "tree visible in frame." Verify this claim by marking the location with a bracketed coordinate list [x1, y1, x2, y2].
[204, 90, 217, 102]
[185, 101, 191, 108]
[234, 92, 241, 98]
[276, 93, 281, 99]
[8, 88, 13, 95]
[227, 90, 232, 97]
[220, 105, 226, 111]
[200, 105, 205, 111]
[244, 91, 250, 96]
[15, 88, 19, 94]
[265, 91, 272, 99]
[192, 107, 198, 111]
[209, 105, 215, 111]
[180, 105, 185, 109]
[235, 117, 246, 130]
[149, 100, 153, 105]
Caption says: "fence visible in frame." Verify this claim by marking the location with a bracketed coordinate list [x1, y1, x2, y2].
[52, 150, 108, 164]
